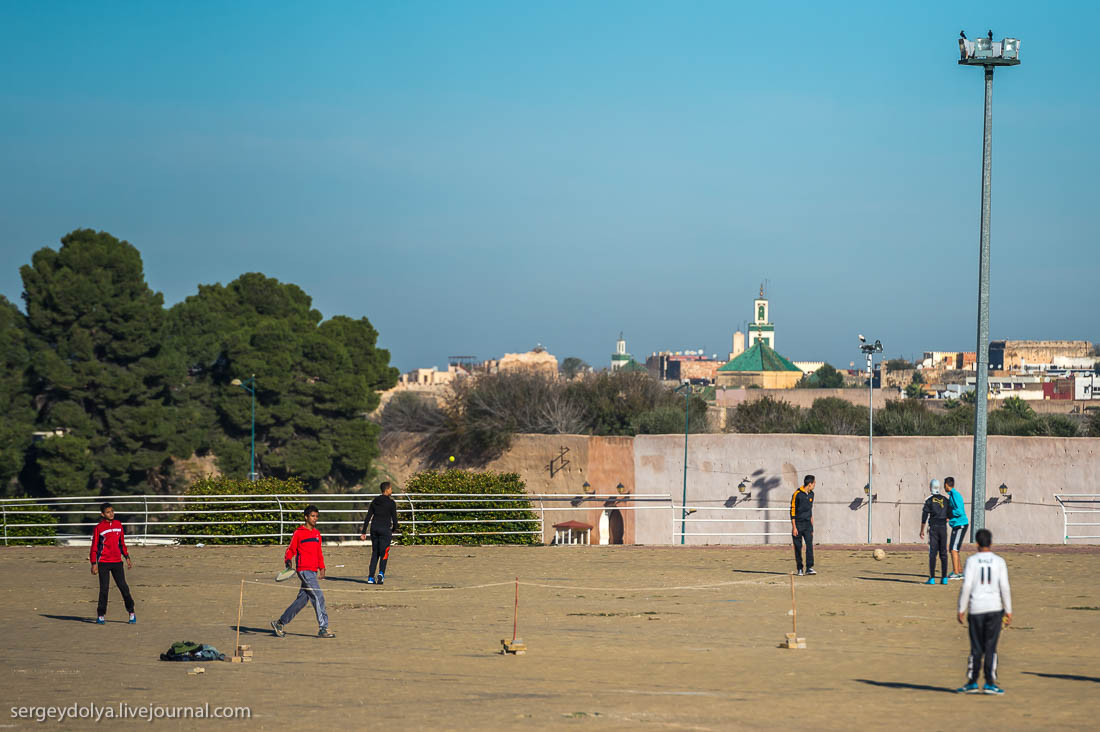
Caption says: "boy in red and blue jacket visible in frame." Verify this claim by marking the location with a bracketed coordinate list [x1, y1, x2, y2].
[271, 505, 334, 638]
[90, 502, 136, 624]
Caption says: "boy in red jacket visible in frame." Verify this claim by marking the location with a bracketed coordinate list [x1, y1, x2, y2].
[271, 505, 334, 638]
[90, 502, 136, 625]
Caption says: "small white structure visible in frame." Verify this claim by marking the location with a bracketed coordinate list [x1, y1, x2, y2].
[553, 520, 592, 545]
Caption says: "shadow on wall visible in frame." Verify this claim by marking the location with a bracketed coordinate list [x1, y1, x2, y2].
[751, 468, 784, 545]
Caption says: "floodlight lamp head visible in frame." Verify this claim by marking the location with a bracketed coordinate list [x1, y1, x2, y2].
[858, 334, 866, 343]
[874, 340, 883, 352]
[230, 378, 242, 386]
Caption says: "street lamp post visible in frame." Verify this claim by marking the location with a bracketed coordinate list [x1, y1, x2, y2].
[230, 375, 258, 481]
[958, 33, 1020, 536]
[859, 336, 882, 543]
[674, 381, 692, 545]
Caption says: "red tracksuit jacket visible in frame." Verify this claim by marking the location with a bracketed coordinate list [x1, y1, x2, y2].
[285, 526, 325, 572]
[90, 519, 130, 564]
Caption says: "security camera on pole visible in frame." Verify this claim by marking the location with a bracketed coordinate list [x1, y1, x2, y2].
[858, 335, 882, 543]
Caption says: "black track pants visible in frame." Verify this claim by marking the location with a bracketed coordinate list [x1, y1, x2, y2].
[97, 562, 135, 617]
[928, 524, 948, 578]
[967, 610, 1004, 684]
[369, 528, 392, 577]
[792, 523, 813, 571]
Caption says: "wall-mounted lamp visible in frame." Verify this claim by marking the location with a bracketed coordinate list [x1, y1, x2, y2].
[615, 482, 628, 495]
[863, 484, 877, 502]
[684, 508, 698, 516]
[737, 478, 751, 500]
[998, 483, 1012, 502]
[582, 481, 594, 494]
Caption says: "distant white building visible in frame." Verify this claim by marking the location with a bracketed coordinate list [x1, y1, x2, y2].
[793, 361, 824, 376]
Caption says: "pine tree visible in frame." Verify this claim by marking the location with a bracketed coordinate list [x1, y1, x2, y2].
[0, 296, 34, 493]
[20, 230, 194, 495]
[166, 273, 398, 489]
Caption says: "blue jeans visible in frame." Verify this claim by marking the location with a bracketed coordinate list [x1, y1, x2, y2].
[278, 570, 329, 629]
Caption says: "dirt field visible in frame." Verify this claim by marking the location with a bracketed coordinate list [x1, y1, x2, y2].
[2, 544, 1099, 730]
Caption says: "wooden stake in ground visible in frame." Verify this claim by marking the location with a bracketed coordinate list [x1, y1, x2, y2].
[235, 579, 244, 656]
[501, 576, 526, 655]
[785, 572, 806, 649]
[790, 572, 797, 636]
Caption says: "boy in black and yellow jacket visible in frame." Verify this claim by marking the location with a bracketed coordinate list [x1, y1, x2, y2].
[790, 475, 816, 576]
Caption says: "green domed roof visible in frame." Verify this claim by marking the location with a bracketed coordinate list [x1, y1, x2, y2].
[718, 342, 801, 372]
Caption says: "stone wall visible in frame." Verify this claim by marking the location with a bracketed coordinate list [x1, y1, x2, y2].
[377, 432, 1100, 545]
[1002, 340, 1092, 371]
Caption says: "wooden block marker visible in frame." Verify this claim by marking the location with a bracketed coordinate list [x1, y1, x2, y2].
[783, 573, 808, 649]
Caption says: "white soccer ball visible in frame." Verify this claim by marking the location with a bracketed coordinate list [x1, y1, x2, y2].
[873, 548, 886, 561]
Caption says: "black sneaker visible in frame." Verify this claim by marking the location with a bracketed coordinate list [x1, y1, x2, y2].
[318, 627, 335, 638]
[270, 620, 285, 638]
[806, 568, 817, 575]
[377, 573, 384, 585]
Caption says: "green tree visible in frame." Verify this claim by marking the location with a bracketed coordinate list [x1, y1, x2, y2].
[875, 399, 953, 436]
[0, 297, 34, 493]
[796, 363, 845, 389]
[561, 357, 590, 380]
[884, 358, 913, 371]
[166, 273, 398, 489]
[904, 382, 925, 399]
[20, 230, 194, 496]
[800, 397, 866, 435]
[1028, 414, 1080, 438]
[1085, 410, 1100, 437]
[729, 396, 803, 434]
[998, 395, 1035, 420]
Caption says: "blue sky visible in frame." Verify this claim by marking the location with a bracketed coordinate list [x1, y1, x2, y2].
[1, 1, 1096, 372]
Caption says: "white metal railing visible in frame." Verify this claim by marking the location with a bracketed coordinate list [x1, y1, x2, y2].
[0, 492, 675, 545]
[674, 505, 791, 540]
[1054, 494, 1100, 543]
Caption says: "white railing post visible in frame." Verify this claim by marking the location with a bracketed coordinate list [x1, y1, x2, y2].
[143, 497, 149, 542]
[2, 504, 7, 546]
[275, 496, 284, 544]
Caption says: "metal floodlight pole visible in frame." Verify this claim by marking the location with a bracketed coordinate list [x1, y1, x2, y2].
[859, 338, 881, 543]
[231, 375, 258, 481]
[867, 351, 874, 543]
[675, 382, 690, 545]
[958, 34, 1020, 536]
[249, 377, 256, 481]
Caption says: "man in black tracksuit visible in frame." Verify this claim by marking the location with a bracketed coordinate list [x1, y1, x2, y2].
[360, 481, 400, 585]
[920, 478, 951, 585]
[790, 475, 816, 576]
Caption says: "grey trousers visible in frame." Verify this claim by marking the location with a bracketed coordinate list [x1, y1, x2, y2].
[278, 570, 329, 629]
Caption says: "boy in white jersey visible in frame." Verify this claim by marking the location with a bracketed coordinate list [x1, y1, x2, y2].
[956, 528, 1012, 695]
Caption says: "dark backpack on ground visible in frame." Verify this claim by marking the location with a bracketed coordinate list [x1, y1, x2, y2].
[159, 641, 227, 662]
